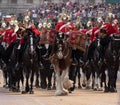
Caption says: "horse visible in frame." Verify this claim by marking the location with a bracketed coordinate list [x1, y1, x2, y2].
[21, 28, 39, 94]
[99, 35, 120, 92]
[50, 32, 73, 96]
[82, 37, 105, 90]
[0, 44, 8, 87]
[0, 38, 23, 92]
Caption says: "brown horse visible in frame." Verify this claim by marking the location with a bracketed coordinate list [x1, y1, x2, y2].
[50, 32, 73, 96]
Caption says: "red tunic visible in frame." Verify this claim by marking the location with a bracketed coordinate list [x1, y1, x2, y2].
[31, 25, 40, 36]
[112, 23, 120, 34]
[102, 23, 116, 35]
[90, 27, 100, 42]
[55, 22, 76, 34]
[4, 28, 17, 45]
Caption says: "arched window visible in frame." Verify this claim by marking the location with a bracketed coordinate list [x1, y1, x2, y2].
[11, 0, 17, 4]
[27, 0, 33, 3]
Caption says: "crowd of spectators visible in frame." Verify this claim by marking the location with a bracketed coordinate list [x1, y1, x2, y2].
[27, 1, 120, 27]
[0, 1, 120, 28]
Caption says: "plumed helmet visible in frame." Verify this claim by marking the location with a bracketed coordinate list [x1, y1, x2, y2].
[87, 21, 92, 27]
[24, 15, 30, 22]
[113, 19, 118, 24]
[2, 22, 6, 28]
[9, 20, 14, 26]
[38, 22, 43, 29]
[62, 14, 68, 20]
[47, 22, 52, 29]
[108, 13, 114, 19]
[43, 22, 47, 28]
[97, 17, 103, 23]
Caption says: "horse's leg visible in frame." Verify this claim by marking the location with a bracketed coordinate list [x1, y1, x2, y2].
[68, 65, 76, 93]
[86, 69, 91, 89]
[77, 66, 82, 89]
[52, 71, 56, 90]
[63, 67, 73, 95]
[97, 73, 102, 91]
[35, 69, 40, 88]
[55, 71, 63, 96]
[82, 67, 86, 87]
[114, 70, 118, 92]
[40, 67, 47, 89]
[47, 69, 53, 90]
[92, 71, 98, 90]
[2, 70, 8, 88]
[109, 69, 116, 92]
[25, 68, 30, 93]
[29, 69, 35, 94]
[8, 70, 13, 91]
[21, 69, 25, 94]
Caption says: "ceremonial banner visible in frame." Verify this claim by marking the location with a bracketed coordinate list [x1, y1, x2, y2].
[40, 29, 57, 44]
[69, 31, 87, 52]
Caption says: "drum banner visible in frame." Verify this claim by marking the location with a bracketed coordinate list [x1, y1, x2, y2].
[40, 29, 57, 44]
[68, 31, 87, 52]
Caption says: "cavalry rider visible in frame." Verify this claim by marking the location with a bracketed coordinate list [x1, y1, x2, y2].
[85, 17, 104, 65]
[112, 19, 120, 35]
[99, 12, 116, 61]
[55, 13, 76, 34]
[40, 19, 53, 58]
[3, 20, 17, 48]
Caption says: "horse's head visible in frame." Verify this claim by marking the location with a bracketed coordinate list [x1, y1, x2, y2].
[54, 32, 67, 59]
[25, 28, 36, 55]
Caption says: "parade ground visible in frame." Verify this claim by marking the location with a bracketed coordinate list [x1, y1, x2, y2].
[0, 70, 120, 105]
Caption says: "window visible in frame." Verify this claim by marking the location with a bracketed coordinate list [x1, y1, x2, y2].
[27, 0, 33, 3]
[11, 0, 17, 4]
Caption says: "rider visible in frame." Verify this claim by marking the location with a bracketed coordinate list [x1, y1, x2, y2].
[112, 19, 120, 35]
[3, 20, 17, 48]
[55, 13, 76, 34]
[99, 12, 116, 61]
[85, 17, 103, 65]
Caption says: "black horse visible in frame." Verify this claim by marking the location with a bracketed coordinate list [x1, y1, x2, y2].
[38, 44, 54, 90]
[99, 35, 120, 92]
[21, 28, 39, 94]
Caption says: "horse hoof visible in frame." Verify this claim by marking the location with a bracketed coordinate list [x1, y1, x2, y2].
[68, 90, 72, 93]
[104, 88, 109, 93]
[93, 88, 97, 91]
[21, 91, 27, 94]
[29, 91, 34, 94]
[86, 86, 91, 89]
[52, 86, 56, 90]
[82, 84, 86, 87]
[16, 89, 20, 92]
[78, 85, 82, 89]
[97, 88, 103, 91]
[55, 90, 68, 96]
[110, 88, 117, 93]
[35, 85, 40, 88]
[47, 87, 52, 90]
